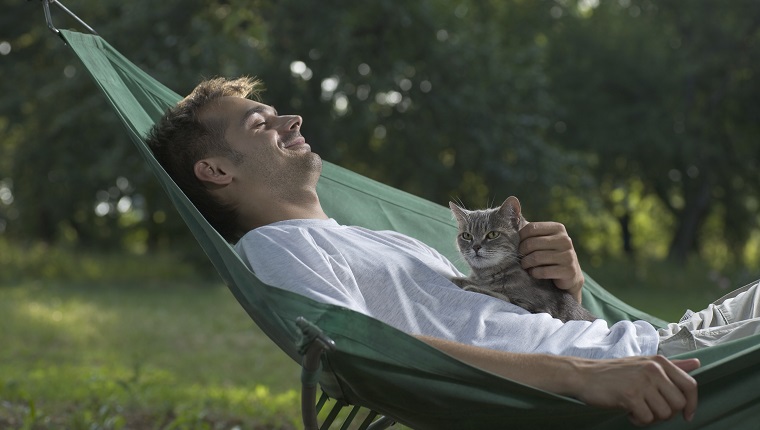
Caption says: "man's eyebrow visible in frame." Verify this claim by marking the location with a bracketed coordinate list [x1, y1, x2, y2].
[240, 105, 278, 126]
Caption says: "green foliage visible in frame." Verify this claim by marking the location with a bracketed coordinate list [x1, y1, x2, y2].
[0, 237, 214, 284]
[546, 0, 760, 261]
[2, 0, 759, 270]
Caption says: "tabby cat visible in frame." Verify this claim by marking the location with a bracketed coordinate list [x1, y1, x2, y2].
[449, 196, 596, 322]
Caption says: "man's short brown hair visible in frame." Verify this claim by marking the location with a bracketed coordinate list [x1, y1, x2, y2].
[146, 76, 263, 243]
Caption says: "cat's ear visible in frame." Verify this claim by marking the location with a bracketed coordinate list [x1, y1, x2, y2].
[500, 196, 521, 217]
[500, 196, 522, 229]
[449, 201, 467, 224]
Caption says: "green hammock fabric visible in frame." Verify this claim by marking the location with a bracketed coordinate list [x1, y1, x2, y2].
[61, 29, 760, 429]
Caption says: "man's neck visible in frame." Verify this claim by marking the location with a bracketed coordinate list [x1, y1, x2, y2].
[240, 191, 328, 232]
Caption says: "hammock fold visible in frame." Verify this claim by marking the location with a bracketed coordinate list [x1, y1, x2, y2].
[60, 29, 760, 429]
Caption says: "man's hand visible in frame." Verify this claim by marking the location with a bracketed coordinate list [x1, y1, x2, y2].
[519, 221, 585, 302]
[571, 356, 700, 426]
[417, 336, 701, 426]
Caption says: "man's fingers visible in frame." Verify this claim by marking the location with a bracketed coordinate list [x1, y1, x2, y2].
[524, 263, 571, 281]
[517, 220, 584, 299]
[519, 232, 573, 256]
[519, 235, 552, 256]
[627, 397, 655, 427]
[656, 386, 687, 422]
[623, 356, 698, 426]
[519, 221, 566, 240]
[521, 249, 574, 270]
[666, 358, 700, 421]
[672, 358, 701, 373]
[628, 383, 680, 426]
[575, 356, 699, 426]
[646, 392, 678, 424]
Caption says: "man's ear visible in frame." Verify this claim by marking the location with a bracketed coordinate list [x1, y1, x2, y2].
[194, 159, 233, 186]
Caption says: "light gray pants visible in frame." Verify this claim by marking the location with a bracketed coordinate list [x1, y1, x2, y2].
[657, 279, 760, 356]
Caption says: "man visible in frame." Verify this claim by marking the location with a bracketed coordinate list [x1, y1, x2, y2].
[147, 76, 759, 425]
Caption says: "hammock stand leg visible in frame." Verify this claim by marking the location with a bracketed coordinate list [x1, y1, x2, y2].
[297, 317, 395, 430]
[298, 317, 337, 430]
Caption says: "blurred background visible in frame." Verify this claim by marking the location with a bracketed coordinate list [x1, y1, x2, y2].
[1, 0, 760, 428]
[3, 0, 760, 271]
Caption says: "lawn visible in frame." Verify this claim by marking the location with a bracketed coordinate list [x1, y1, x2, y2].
[580, 257, 760, 323]
[0, 278, 303, 429]
[1, 244, 757, 429]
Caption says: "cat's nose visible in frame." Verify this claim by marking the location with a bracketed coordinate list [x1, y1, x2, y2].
[473, 244, 482, 253]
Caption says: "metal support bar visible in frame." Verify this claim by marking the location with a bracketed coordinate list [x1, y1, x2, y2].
[366, 416, 396, 430]
[297, 317, 337, 430]
[296, 317, 396, 430]
[358, 411, 379, 430]
[320, 400, 346, 430]
[339, 405, 362, 430]
[37, 0, 98, 42]
[316, 391, 329, 415]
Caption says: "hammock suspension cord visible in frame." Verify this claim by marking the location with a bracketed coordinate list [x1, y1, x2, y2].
[36, 0, 98, 42]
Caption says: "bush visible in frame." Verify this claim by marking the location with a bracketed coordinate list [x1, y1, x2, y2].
[0, 238, 213, 284]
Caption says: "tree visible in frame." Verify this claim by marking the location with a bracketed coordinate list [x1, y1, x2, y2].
[3, 0, 588, 252]
[546, 0, 760, 263]
[222, 0, 589, 215]
[0, 0, 259, 255]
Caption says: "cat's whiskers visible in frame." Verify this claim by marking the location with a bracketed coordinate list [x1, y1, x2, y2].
[451, 254, 469, 268]
[499, 255, 522, 265]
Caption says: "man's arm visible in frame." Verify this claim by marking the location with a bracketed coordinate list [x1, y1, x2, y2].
[519, 222, 585, 303]
[416, 336, 699, 426]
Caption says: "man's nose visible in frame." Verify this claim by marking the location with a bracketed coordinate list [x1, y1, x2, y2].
[278, 115, 302, 131]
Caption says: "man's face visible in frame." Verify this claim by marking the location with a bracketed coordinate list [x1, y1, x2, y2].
[200, 96, 322, 198]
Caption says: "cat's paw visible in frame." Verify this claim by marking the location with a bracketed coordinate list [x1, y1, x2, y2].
[450, 277, 469, 289]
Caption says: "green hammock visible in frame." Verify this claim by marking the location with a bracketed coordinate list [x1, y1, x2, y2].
[58, 28, 760, 430]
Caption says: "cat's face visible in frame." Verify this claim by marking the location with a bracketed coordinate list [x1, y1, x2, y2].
[449, 197, 525, 270]
[455, 220, 519, 269]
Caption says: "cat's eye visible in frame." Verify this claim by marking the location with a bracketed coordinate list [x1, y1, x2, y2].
[486, 231, 501, 239]
[460, 232, 473, 241]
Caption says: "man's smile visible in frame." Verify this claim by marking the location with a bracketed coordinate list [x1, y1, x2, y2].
[283, 136, 310, 151]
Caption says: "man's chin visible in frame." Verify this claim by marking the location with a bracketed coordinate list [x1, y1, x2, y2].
[306, 151, 323, 172]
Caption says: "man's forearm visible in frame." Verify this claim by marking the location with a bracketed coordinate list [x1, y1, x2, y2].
[415, 335, 580, 395]
[415, 335, 699, 426]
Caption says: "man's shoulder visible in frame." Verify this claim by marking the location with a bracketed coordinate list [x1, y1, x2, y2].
[239, 218, 341, 240]
[235, 218, 434, 255]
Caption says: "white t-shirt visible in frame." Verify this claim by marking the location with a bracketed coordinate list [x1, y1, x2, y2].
[235, 218, 659, 359]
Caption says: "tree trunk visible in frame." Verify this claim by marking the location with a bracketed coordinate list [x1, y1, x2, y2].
[618, 211, 634, 257]
[37, 208, 56, 244]
[667, 179, 712, 264]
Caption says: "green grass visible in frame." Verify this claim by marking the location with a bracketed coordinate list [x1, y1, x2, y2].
[2, 240, 759, 429]
[582, 256, 760, 323]
[0, 279, 303, 429]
